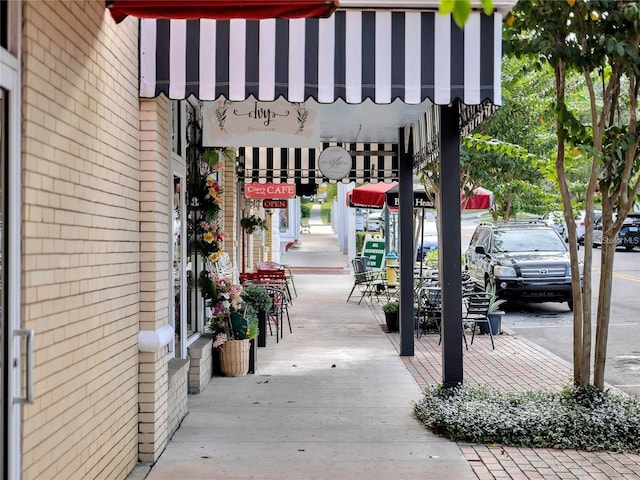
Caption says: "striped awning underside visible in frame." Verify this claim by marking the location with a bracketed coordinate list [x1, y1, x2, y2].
[411, 100, 498, 167]
[239, 143, 398, 184]
[140, 9, 503, 107]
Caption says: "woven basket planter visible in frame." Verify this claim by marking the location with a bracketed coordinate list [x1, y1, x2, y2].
[218, 339, 250, 377]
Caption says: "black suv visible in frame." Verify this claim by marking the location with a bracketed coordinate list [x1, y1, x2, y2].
[465, 222, 580, 310]
[593, 212, 640, 251]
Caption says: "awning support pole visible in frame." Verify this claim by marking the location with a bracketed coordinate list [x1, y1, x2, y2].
[439, 102, 464, 386]
[398, 127, 414, 356]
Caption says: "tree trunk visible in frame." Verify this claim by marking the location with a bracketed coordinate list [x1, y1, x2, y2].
[594, 234, 615, 390]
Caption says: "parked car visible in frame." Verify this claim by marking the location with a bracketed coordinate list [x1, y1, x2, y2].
[365, 212, 382, 231]
[592, 212, 640, 250]
[416, 221, 438, 261]
[563, 209, 602, 244]
[539, 211, 565, 238]
[465, 221, 581, 310]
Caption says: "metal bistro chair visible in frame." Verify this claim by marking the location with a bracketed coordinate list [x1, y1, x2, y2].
[462, 292, 494, 350]
[263, 284, 291, 342]
[346, 257, 387, 304]
[417, 286, 442, 339]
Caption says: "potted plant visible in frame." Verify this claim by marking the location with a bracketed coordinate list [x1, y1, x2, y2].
[481, 286, 507, 335]
[240, 214, 268, 234]
[204, 276, 258, 376]
[240, 284, 273, 347]
[382, 301, 399, 332]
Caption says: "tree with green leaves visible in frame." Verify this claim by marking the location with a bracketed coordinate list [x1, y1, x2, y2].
[418, 55, 553, 221]
[505, 0, 640, 391]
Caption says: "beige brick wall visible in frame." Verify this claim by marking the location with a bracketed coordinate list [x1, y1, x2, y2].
[167, 358, 189, 439]
[222, 159, 239, 272]
[138, 97, 172, 463]
[21, 2, 140, 479]
[187, 336, 214, 394]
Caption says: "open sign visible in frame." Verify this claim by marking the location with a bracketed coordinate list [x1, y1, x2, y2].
[263, 199, 288, 209]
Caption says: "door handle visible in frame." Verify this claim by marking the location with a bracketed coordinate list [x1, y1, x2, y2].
[14, 329, 35, 405]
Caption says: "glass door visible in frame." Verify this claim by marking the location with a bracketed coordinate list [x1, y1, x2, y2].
[1, 76, 7, 480]
[2, 9, 25, 473]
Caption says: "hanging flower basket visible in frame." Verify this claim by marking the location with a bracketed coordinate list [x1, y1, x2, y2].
[240, 214, 268, 234]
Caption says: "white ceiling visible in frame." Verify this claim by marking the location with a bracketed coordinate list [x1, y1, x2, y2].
[313, 98, 433, 144]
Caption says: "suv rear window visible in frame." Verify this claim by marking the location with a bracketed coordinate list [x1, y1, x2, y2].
[493, 228, 567, 253]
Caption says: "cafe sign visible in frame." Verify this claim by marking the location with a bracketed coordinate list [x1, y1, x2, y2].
[202, 96, 319, 148]
[244, 183, 296, 199]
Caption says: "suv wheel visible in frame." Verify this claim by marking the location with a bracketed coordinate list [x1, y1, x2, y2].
[568, 299, 574, 311]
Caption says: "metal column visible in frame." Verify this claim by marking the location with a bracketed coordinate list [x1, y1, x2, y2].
[398, 127, 414, 356]
[439, 103, 463, 386]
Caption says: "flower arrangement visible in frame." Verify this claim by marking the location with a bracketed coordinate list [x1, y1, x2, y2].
[200, 273, 258, 348]
[240, 214, 268, 234]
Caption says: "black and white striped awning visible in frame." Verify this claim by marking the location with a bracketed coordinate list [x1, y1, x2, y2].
[238, 143, 398, 184]
[139, 9, 502, 107]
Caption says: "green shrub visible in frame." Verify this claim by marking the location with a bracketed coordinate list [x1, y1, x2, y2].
[320, 202, 332, 224]
[414, 383, 640, 452]
[356, 231, 368, 254]
[300, 201, 312, 218]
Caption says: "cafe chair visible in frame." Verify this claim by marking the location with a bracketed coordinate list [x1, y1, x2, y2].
[417, 286, 442, 339]
[462, 292, 494, 350]
[263, 284, 291, 342]
[346, 257, 387, 304]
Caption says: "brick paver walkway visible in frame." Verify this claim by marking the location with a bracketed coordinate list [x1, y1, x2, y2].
[367, 301, 640, 480]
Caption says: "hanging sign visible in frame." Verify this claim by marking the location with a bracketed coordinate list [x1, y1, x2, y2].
[263, 199, 288, 209]
[318, 146, 352, 180]
[244, 183, 296, 199]
[202, 96, 319, 147]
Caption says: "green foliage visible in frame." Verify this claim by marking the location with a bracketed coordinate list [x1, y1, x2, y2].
[320, 202, 332, 224]
[355, 231, 368, 254]
[440, 0, 493, 27]
[487, 285, 507, 313]
[240, 214, 268, 234]
[240, 284, 273, 313]
[382, 301, 399, 314]
[230, 311, 258, 341]
[300, 201, 312, 219]
[415, 383, 640, 452]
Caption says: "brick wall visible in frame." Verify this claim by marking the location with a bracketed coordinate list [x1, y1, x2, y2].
[167, 359, 189, 438]
[222, 159, 239, 276]
[137, 94, 171, 464]
[187, 336, 214, 394]
[21, 2, 140, 479]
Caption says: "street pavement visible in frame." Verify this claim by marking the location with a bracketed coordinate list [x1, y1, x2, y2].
[132, 208, 640, 480]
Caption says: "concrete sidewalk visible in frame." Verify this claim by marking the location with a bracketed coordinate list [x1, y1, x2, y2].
[139, 222, 640, 480]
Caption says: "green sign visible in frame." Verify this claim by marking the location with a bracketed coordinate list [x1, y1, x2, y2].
[361, 238, 385, 269]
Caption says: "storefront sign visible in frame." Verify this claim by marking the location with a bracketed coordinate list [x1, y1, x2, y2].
[318, 146, 352, 180]
[263, 199, 288, 209]
[386, 190, 435, 209]
[202, 97, 319, 147]
[244, 183, 296, 199]
[361, 237, 386, 269]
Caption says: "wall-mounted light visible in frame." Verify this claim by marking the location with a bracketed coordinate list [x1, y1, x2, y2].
[186, 120, 202, 146]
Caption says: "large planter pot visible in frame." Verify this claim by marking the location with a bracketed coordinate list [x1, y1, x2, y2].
[218, 339, 250, 377]
[384, 312, 399, 332]
[480, 311, 504, 335]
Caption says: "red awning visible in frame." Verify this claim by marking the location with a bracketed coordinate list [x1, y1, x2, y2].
[107, 0, 339, 24]
[348, 182, 398, 209]
[461, 187, 493, 210]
